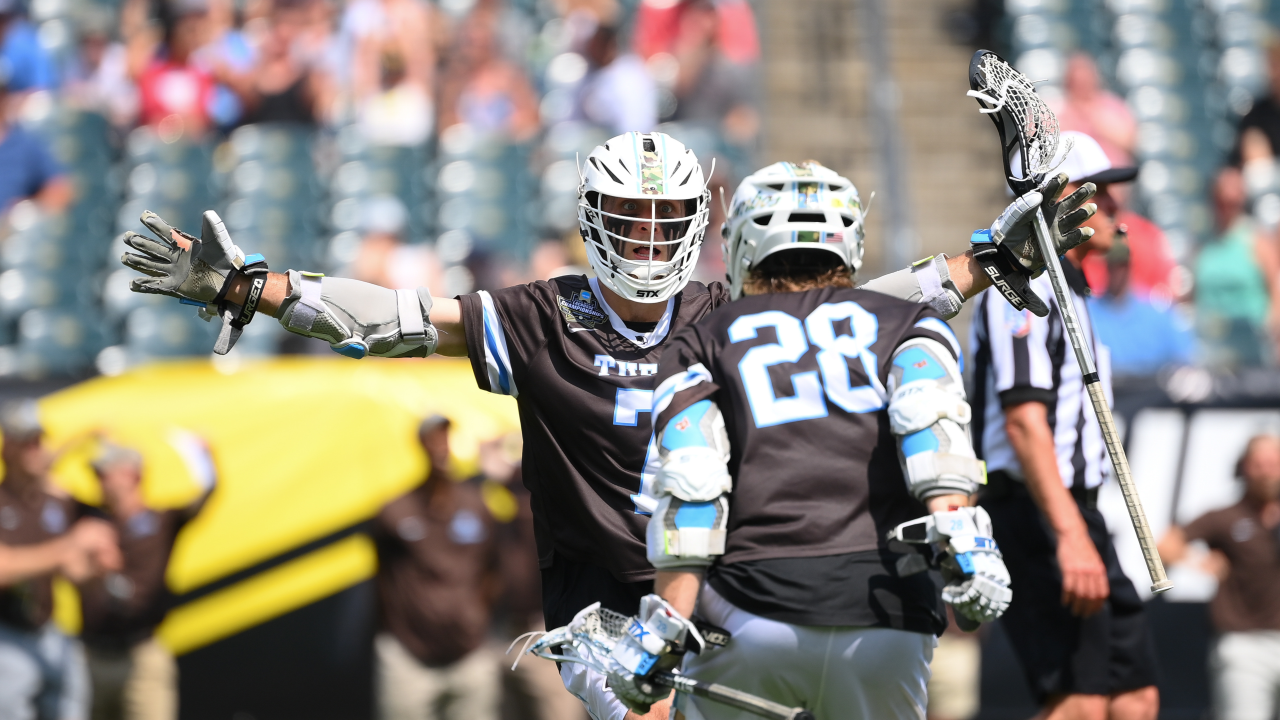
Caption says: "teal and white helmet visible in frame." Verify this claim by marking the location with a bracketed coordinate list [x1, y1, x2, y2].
[578, 132, 710, 303]
[722, 161, 867, 300]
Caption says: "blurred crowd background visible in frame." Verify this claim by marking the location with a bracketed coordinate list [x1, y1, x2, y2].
[0, 0, 760, 376]
[0, 0, 1279, 719]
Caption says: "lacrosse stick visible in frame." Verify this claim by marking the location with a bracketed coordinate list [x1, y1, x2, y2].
[966, 50, 1172, 594]
[511, 603, 816, 720]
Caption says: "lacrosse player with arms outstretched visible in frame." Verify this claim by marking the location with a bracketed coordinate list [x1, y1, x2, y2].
[592, 163, 1014, 720]
[119, 133, 1093, 720]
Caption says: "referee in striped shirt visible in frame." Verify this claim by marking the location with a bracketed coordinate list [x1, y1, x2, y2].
[970, 132, 1160, 720]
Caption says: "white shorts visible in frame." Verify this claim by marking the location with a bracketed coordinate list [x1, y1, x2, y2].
[676, 584, 934, 720]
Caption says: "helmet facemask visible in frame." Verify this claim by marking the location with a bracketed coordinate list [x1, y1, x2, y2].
[577, 132, 710, 303]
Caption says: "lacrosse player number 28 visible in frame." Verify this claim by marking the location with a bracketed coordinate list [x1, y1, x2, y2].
[730, 302, 885, 428]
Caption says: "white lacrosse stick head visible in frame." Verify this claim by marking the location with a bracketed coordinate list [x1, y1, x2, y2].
[965, 50, 1073, 194]
[519, 602, 637, 674]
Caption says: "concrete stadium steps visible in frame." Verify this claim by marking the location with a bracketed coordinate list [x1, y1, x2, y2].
[759, 0, 1008, 336]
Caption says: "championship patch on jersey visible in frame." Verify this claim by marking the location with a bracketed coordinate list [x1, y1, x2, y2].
[557, 289, 608, 330]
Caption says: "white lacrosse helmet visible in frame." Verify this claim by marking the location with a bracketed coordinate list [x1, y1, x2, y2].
[578, 132, 710, 303]
[722, 161, 867, 300]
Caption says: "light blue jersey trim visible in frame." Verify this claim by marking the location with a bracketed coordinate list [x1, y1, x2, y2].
[914, 317, 964, 372]
[478, 291, 518, 397]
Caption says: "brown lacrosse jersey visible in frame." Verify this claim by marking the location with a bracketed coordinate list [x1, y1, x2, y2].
[0, 483, 78, 629]
[373, 471, 500, 666]
[78, 508, 189, 647]
[1185, 500, 1280, 633]
[652, 287, 963, 630]
[459, 275, 727, 582]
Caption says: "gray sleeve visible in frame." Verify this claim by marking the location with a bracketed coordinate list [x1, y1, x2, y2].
[858, 255, 964, 319]
[276, 271, 438, 358]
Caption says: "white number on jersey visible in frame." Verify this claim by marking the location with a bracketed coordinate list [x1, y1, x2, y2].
[729, 303, 887, 429]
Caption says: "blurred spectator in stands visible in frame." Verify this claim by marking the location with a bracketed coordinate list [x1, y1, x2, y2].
[1158, 434, 1280, 720]
[358, 49, 433, 146]
[195, 0, 257, 129]
[0, 80, 73, 213]
[1195, 167, 1280, 368]
[218, 0, 331, 126]
[342, 0, 434, 143]
[1229, 33, 1280, 167]
[633, 0, 759, 65]
[62, 6, 140, 129]
[0, 400, 121, 720]
[573, 23, 656, 134]
[350, 194, 438, 290]
[80, 440, 215, 720]
[1081, 207, 1181, 303]
[134, 0, 218, 139]
[438, 7, 539, 142]
[1089, 231, 1195, 377]
[1053, 53, 1136, 167]
[667, 0, 757, 144]
[0, 0, 57, 92]
[471, 433, 587, 720]
[372, 414, 502, 720]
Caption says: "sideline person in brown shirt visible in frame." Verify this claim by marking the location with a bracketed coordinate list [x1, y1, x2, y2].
[78, 441, 215, 720]
[1159, 434, 1280, 720]
[372, 414, 502, 720]
[0, 400, 121, 720]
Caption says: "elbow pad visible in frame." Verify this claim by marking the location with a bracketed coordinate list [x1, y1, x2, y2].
[889, 338, 985, 500]
[647, 495, 728, 570]
[277, 271, 438, 359]
[648, 399, 732, 569]
[859, 255, 964, 319]
[654, 400, 732, 502]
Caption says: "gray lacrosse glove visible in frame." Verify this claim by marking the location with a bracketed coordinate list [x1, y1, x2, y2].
[889, 506, 1011, 627]
[121, 210, 269, 354]
[604, 594, 703, 713]
[972, 173, 1096, 317]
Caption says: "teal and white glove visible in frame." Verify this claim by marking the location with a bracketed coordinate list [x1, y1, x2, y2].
[605, 594, 703, 713]
[121, 210, 268, 354]
[889, 506, 1012, 626]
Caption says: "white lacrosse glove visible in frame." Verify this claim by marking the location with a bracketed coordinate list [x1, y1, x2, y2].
[121, 210, 269, 354]
[888, 506, 1011, 626]
[604, 594, 703, 714]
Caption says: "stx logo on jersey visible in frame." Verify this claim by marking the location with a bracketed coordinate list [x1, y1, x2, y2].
[595, 355, 658, 377]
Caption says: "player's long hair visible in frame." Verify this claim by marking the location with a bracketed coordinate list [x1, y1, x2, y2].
[741, 249, 854, 296]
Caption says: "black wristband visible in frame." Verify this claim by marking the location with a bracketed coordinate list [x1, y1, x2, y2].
[215, 254, 270, 326]
[234, 275, 266, 327]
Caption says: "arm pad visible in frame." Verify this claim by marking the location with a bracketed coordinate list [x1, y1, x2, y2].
[654, 400, 731, 501]
[888, 338, 984, 500]
[859, 255, 964, 319]
[277, 271, 438, 359]
[646, 496, 728, 570]
[648, 399, 732, 569]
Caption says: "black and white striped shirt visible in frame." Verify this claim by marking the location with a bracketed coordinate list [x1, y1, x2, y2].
[969, 264, 1113, 490]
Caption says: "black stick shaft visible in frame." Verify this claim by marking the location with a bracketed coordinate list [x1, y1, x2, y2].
[654, 673, 815, 720]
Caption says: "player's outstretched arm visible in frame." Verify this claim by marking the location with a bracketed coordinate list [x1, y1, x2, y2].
[860, 174, 1095, 318]
[885, 336, 1011, 625]
[120, 210, 469, 358]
